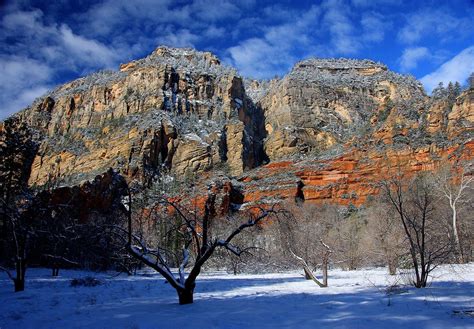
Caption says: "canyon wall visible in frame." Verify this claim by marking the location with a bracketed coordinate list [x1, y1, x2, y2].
[1, 46, 473, 210]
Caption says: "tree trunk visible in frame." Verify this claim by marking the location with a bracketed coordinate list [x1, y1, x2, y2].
[414, 266, 428, 288]
[322, 258, 328, 287]
[14, 258, 26, 292]
[177, 288, 194, 305]
[303, 265, 326, 288]
[233, 263, 238, 275]
[304, 267, 312, 280]
[388, 259, 397, 275]
[14, 278, 25, 292]
[420, 268, 428, 288]
[451, 207, 464, 263]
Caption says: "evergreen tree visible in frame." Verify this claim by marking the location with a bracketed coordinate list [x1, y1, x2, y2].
[454, 81, 462, 96]
[431, 82, 445, 99]
[0, 118, 38, 292]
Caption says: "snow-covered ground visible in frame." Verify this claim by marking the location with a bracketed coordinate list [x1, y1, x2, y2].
[1, 264, 473, 329]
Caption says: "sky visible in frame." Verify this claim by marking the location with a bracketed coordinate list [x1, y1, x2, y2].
[1, 0, 474, 119]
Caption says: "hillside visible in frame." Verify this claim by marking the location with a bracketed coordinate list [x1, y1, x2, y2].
[1, 46, 473, 209]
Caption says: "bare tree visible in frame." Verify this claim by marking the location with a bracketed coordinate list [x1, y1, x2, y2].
[125, 190, 273, 304]
[434, 162, 473, 263]
[278, 202, 334, 287]
[380, 172, 452, 288]
[0, 191, 35, 292]
[364, 200, 405, 275]
[208, 214, 268, 275]
[463, 187, 474, 261]
[38, 214, 80, 277]
[30, 182, 80, 277]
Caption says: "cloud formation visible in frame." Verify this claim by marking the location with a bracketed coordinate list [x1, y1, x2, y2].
[227, 5, 322, 78]
[1, 0, 474, 118]
[226, 0, 393, 78]
[322, 0, 361, 55]
[0, 6, 122, 118]
[399, 47, 430, 71]
[0, 55, 52, 117]
[421, 46, 474, 93]
[398, 8, 474, 44]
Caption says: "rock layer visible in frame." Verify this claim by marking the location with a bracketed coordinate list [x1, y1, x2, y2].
[240, 141, 474, 207]
[2, 46, 474, 210]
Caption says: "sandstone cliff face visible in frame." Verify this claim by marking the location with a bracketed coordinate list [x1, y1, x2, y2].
[14, 47, 265, 186]
[2, 46, 474, 211]
[239, 140, 474, 207]
[448, 89, 474, 137]
[257, 59, 427, 160]
[31, 169, 128, 222]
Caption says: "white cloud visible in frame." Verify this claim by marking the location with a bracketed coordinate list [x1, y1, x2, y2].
[1, 9, 120, 70]
[398, 9, 473, 44]
[226, 0, 396, 78]
[59, 25, 118, 68]
[2, 9, 44, 30]
[80, 0, 239, 40]
[361, 13, 389, 43]
[0, 8, 124, 118]
[0, 56, 51, 90]
[189, 0, 241, 22]
[227, 38, 293, 78]
[322, 0, 360, 55]
[81, 0, 180, 37]
[351, 0, 401, 7]
[3, 86, 51, 119]
[226, 5, 321, 78]
[421, 46, 474, 93]
[156, 28, 200, 48]
[203, 25, 226, 39]
[262, 5, 298, 22]
[399, 47, 430, 71]
[0, 56, 52, 118]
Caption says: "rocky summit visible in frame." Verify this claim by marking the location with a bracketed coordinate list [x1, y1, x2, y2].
[1, 46, 473, 209]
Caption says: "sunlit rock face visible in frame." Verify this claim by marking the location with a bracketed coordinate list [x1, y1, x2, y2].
[2, 46, 474, 209]
[239, 141, 474, 208]
[13, 46, 265, 186]
[447, 90, 474, 138]
[256, 58, 427, 161]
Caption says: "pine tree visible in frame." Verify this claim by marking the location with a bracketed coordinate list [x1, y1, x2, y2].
[0, 118, 37, 202]
[0, 118, 37, 292]
[453, 81, 462, 96]
[431, 82, 445, 99]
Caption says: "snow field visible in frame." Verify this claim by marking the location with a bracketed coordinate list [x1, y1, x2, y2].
[0, 264, 473, 329]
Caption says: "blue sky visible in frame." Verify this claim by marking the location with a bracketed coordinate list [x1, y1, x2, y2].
[1, 0, 474, 119]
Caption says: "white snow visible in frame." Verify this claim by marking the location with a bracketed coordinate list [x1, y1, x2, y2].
[234, 98, 243, 109]
[183, 133, 208, 146]
[1, 264, 473, 329]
